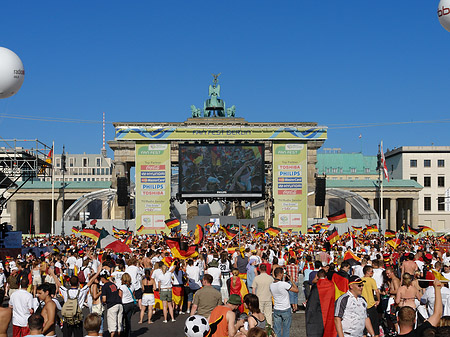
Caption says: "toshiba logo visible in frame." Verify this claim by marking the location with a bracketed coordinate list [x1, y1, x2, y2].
[438, 6, 450, 17]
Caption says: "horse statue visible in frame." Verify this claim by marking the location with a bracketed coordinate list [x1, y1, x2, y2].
[190, 105, 202, 118]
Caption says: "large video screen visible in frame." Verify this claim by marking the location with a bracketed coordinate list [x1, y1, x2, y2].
[179, 144, 265, 198]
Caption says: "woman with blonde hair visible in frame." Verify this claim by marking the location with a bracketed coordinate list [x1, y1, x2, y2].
[396, 272, 421, 308]
[157, 263, 176, 323]
[227, 268, 248, 313]
[120, 273, 136, 337]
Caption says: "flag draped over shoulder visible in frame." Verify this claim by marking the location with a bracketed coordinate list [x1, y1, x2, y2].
[305, 278, 336, 337]
[332, 273, 349, 300]
[327, 210, 347, 224]
[194, 224, 204, 245]
[163, 236, 198, 259]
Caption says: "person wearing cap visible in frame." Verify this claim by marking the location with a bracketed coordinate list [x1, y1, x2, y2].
[335, 275, 375, 337]
[208, 294, 242, 337]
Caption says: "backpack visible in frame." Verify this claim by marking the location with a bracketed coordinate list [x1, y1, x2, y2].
[61, 289, 83, 325]
[78, 267, 86, 284]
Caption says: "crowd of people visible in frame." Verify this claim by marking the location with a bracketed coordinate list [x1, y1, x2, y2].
[2, 227, 450, 337]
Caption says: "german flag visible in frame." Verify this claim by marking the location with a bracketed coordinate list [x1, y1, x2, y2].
[125, 234, 132, 246]
[254, 231, 264, 239]
[351, 226, 362, 232]
[327, 210, 347, 224]
[265, 227, 282, 237]
[165, 218, 181, 230]
[194, 224, 204, 245]
[408, 226, 421, 235]
[163, 236, 198, 259]
[385, 229, 396, 238]
[305, 278, 336, 337]
[365, 225, 379, 233]
[71, 226, 80, 234]
[332, 272, 349, 300]
[172, 286, 184, 307]
[220, 226, 238, 240]
[79, 228, 102, 242]
[326, 228, 340, 245]
[137, 225, 144, 233]
[386, 238, 401, 249]
[419, 225, 435, 232]
[287, 229, 293, 234]
[307, 228, 314, 234]
[343, 250, 361, 266]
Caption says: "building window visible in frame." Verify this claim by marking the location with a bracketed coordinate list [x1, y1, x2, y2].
[83, 158, 88, 167]
[101, 168, 105, 175]
[424, 159, 431, 167]
[105, 168, 109, 175]
[410, 176, 417, 182]
[340, 168, 343, 173]
[350, 168, 356, 173]
[69, 158, 74, 167]
[424, 176, 431, 187]
[424, 197, 431, 211]
[365, 168, 370, 173]
[438, 196, 445, 211]
[92, 168, 95, 175]
[56, 158, 61, 168]
[96, 158, 101, 167]
[438, 159, 445, 167]
[97, 168, 100, 175]
[410, 160, 417, 168]
[438, 176, 445, 188]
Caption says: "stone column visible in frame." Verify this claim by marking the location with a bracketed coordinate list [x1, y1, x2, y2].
[8, 199, 17, 230]
[186, 200, 198, 220]
[57, 199, 64, 221]
[33, 199, 41, 234]
[389, 198, 396, 231]
[345, 201, 352, 220]
[412, 198, 419, 227]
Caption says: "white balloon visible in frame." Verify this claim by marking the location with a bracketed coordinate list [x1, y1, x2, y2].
[438, 0, 450, 32]
[0, 47, 25, 99]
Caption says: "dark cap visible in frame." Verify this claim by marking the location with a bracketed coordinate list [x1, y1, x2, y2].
[348, 275, 365, 285]
[227, 294, 242, 305]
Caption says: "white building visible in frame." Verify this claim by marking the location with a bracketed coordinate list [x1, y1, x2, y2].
[385, 146, 450, 231]
[52, 153, 113, 182]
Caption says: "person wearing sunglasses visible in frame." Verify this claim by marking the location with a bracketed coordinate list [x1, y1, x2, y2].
[335, 276, 376, 337]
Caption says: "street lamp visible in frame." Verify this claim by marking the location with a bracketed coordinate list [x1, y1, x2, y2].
[61, 145, 66, 236]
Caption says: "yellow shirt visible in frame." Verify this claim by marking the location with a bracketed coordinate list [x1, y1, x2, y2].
[361, 276, 377, 309]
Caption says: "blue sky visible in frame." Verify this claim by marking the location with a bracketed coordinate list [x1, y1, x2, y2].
[0, 1, 449, 157]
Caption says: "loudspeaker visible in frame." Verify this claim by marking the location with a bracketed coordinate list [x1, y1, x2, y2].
[315, 177, 326, 206]
[117, 177, 129, 206]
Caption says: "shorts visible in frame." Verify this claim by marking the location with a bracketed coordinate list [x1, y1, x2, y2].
[13, 325, 30, 337]
[187, 288, 197, 302]
[367, 306, 380, 335]
[134, 288, 143, 300]
[32, 277, 42, 286]
[142, 293, 155, 306]
[92, 302, 104, 315]
[160, 289, 172, 302]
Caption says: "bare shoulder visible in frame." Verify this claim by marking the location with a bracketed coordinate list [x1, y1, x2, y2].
[0, 307, 12, 321]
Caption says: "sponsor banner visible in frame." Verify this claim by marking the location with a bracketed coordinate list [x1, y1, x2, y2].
[135, 143, 171, 233]
[273, 142, 307, 232]
[116, 126, 327, 141]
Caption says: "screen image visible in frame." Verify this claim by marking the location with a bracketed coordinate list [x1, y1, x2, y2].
[179, 144, 264, 198]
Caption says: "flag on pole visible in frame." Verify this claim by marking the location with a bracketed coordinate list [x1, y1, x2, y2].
[194, 224, 204, 245]
[327, 210, 347, 224]
[165, 218, 181, 230]
[385, 229, 396, 238]
[326, 228, 340, 245]
[380, 141, 389, 182]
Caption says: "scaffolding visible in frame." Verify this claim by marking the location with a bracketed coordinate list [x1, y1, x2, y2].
[0, 138, 53, 216]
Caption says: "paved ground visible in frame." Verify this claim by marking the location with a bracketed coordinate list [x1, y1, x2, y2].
[7, 306, 307, 336]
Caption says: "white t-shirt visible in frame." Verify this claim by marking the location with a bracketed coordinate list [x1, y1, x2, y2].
[60, 285, 90, 308]
[206, 268, 221, 286]
[125, 265, 143, 290]
[66, 256, 77, 270]
[0, 273, 6, 288]
[151, 268, 163, 282]
[372, 268, 384, 289]
[270, 280, 291, 311]
[112, 270, 125, 288]
[186, 265, 201, 289]
[9, 289, 33, 327]
[120, 284, 135, 304]
[157, 271, 173, 289]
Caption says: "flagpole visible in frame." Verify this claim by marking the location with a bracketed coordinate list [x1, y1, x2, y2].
[51, 141, 55, 235]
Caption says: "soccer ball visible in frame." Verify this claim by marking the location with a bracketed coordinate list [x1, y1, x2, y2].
[184, 315, 209, 337]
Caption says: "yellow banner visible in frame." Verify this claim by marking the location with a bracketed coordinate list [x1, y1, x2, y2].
[135, 143, 171, 233]
[272, 142, 307, 233]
